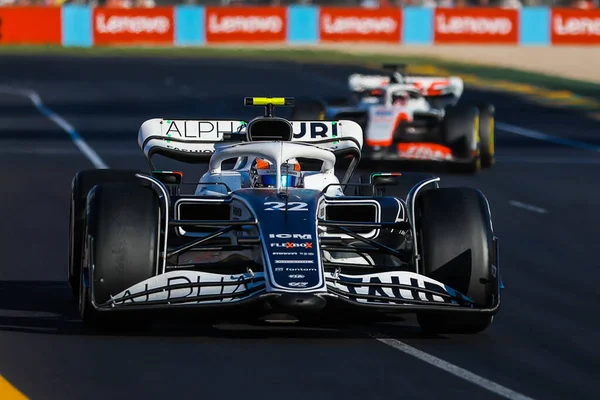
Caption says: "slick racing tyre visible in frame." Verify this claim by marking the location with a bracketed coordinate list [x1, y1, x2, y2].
[442, 105, 481, 173]
[290, 99, 325, 120]
[477, 104, 496, 168]
[415, 188, 498, 334]
[69, 169, 145, 298]
[79, 183, 160, 329]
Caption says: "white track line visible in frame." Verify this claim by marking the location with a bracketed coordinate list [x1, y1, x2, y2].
[509, 201, 548, 214]
[0, 86, 108, 169]
[372, 334, 536, 400]
[497, 122, 600, 153]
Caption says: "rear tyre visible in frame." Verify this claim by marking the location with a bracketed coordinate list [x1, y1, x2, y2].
[69, 169, 145, 297]
[442, 105, 481, 173]
[79, 183, 160, 329]
[415, 188, 497, 334]
[290, 99, 326, 120]
[477, 104, 496, 168]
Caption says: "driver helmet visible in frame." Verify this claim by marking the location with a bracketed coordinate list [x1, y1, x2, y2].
[251, 158, 302, 188]
[392, 91, 409, 106]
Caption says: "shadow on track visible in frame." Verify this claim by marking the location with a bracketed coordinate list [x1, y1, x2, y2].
[0, 280, 453, 341]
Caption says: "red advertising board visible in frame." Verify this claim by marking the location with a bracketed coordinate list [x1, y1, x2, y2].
[0, 7, 61, 45]
[93, 7, 174, 45]
[551, 8, 600, 45]
[319, 8, 401, 43]
[434, 8, 518, 44]
[205, 7, 287, 43]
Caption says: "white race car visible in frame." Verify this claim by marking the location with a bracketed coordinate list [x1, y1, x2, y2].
[68, 97, 501, 333]
[293, 65, 495, 172]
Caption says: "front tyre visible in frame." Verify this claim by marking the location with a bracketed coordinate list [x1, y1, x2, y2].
[415, 188, 498, 334]
[69, 169, 145, 297]
[478, 104, 495, 168]
[79, 183, 160, 329]
[443, 105, 481, 174]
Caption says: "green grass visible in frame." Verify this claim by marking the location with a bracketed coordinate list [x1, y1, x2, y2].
[3, 45, 600, 99]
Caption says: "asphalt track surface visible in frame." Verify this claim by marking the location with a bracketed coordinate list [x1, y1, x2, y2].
[1, 55, 599, 400]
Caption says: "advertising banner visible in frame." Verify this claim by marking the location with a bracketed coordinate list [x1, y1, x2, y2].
[92, 7, 174, 45]
[551, 8, 600, 45]
[205, 7, 287, 43]
[434, 8, 519, 44]
[319, 7, 401, 43]
[0, 7, 61, 45]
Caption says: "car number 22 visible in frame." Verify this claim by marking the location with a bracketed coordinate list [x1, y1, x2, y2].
[264, 201, 308, 211]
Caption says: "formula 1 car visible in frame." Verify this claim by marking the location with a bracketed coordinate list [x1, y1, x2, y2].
[68, 97, 501, 334]
[292, 65, 495, 172]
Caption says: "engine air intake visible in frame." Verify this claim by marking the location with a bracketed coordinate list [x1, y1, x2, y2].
[246, 118, 293, 142]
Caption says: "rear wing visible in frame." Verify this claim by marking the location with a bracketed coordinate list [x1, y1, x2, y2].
[137, 118, 364, 166]
[348, 74, 391, 92]
[348, 73, 463, 98]
[404, 76, 464, 98]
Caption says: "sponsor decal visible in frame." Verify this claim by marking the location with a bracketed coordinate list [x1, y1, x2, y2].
[398, 143, 453, 161]
[319, 8, 401, 43]
[409, 79, 451, 96]
[329, 272, 473, 305]
[0, 8, 61, 45]
[206, 7, 287, 43]
[551, 9, 600, 45]
[165, 144, 214, 154]
[264, 201, 308, 211]
[111, 271, 264, 305]
[273, 251, 314, 257]
[289, 274, 306, 279]
[285, 267, 318, 272]
[93, 7, 174, 45]
[274, 260, 315, 264]
[269, 233, 312, 239]
[289, 282, 309, 287]
[292, 122, 339, 140]
[270, 242, 313, 249]
[163, 120, 243, 140]
[434, 8, 518, 44]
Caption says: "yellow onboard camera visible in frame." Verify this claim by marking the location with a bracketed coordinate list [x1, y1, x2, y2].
[244, 97, 295, 107]
[244, 97, 295, 117]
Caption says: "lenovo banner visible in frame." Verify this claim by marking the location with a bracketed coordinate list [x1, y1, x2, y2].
[319, 8, 401, 43]
[205, 7, 287, 43]
[0, 7, 61, 45]
[434, 8, 518, 44]
[551, 8, 600, 45]
[93, 7, 174, 45]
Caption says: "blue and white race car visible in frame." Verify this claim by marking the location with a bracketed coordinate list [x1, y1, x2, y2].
[68, 97, 501, 333]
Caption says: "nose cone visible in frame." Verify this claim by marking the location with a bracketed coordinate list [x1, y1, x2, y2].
[269, 293, 327, 314]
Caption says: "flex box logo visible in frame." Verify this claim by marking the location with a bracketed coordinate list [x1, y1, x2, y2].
[434, 8, 518, 44]
[551, 9, 600, 45]
[206, 7, 287, 43]
[93, 7, 174, 45]
[319, 8, 401, 43]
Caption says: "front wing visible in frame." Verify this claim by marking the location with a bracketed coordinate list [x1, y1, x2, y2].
[93, 269, 499, 315]
[363, 142, 478, 167]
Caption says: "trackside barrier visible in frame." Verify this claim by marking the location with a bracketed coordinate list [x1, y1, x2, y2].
[1, 6, 600, 47]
